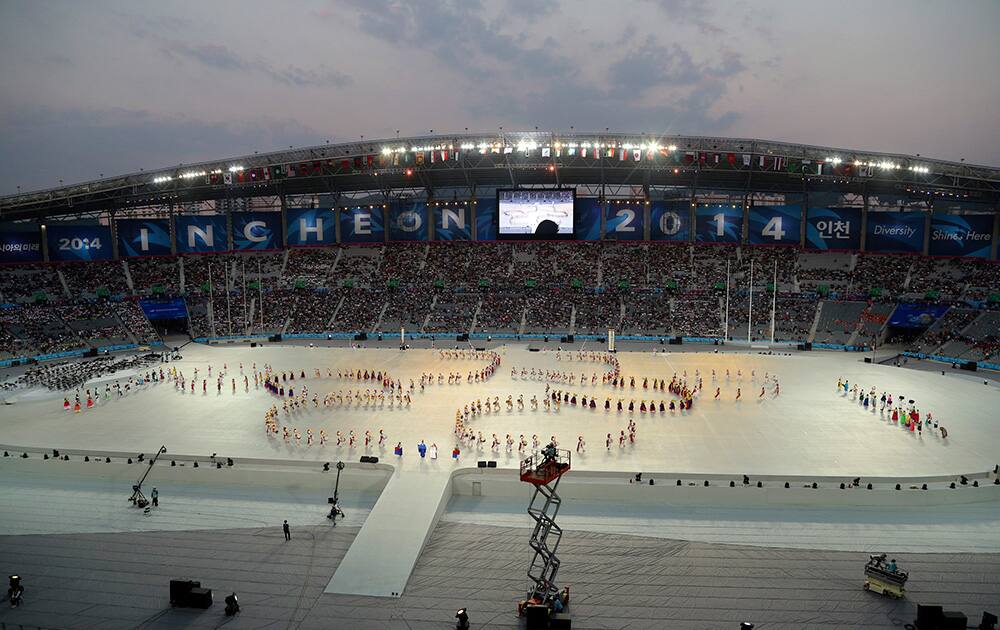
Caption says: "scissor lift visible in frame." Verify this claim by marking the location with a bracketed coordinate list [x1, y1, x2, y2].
[519, 447, 571, 609]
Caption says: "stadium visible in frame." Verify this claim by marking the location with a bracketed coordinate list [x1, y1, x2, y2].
[1, 131, 999, 630]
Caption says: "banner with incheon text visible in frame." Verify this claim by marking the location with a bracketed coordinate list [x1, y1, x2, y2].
[175, 215, 228, 253]
[433, 204, 473, 240]
[286, 208, 336, 246]
[232, 212, 282, 251]
[805, 207, 862, 250]
[117, 218, 172, 257]
[388, 202, 428, 241]
[340, 206, 385, 243]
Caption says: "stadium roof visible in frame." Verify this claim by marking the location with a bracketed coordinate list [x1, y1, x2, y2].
[2, 132, 999, 222]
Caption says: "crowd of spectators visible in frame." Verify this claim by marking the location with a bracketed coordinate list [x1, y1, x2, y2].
[574, 293, 622, 335]
[115, 299, 159, 343]
[603, 243, 649, 288]
[672, 293, 723, 337]
[127, 257, 180, 295]
[284, 249, 337, 288]
[647, 244, 693, 289]
[183, 254, 235, 295]
[620, 292, 672, 335]
[523, 291, 574, 333]
[3, 243, 1000, 348]
[423, 293, 478, 333]
[0, 303, 85, 355]
[475, 291, 526, 332]
[61, 261, 130, 297]
[331, 287, 383, 332]
[0, 265, 64, 301]
[907, 308, 978, 354]
[850, 253, 913, 298]
[285, 290, 340, 333]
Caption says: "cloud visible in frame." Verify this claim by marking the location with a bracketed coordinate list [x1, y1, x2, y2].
[0, 107, 324, 193]
[160, 39, 351, 88]
[505, 0, 559, 18]
[344, 0, 572, 81]
[640, 0, 725, 35]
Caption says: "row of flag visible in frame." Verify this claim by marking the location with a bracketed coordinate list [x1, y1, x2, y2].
[207, 150, 877, 185]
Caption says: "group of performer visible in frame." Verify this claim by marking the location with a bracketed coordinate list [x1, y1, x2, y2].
[836, 377, 948, 439]
[264, 403, 391, 449]
[61, 369, 164, 412]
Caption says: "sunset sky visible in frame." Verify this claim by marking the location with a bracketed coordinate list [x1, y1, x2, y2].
[1, 0, 998, 193]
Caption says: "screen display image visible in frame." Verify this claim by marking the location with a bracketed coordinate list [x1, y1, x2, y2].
[497, 189, 575, 238]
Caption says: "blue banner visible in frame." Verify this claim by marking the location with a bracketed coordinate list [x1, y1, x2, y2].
[0, 225, 43, 263]
[388, 202, 428, 241]
[928, 214, 994, 258]
[604, 202, 644, 240]
[805, 207, 862, 250]
[888, 303, 950, 329]
[117, 218, 172, 257]
[340, 206, 385, 243]
[46, 224, 113, 261]
[433, 204, 472, 241]
[175, 215, 228, 253]
[475, 198, 497, 240]
[695, 205, 743, 243]
[286, 208, 336, 246]
[650, 202, 690, 241]
[139, 297, 189, 320]
[866, 211, 925, 253]
[232, 212, 281, 251]
[748, 205, 801, 245]
[575, 198, 601, 241]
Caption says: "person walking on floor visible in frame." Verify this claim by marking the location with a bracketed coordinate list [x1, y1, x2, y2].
[283, 520, 291, 541]
[151, 487, 159, 507]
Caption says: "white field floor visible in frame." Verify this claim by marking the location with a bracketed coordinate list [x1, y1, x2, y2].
[2, 343, 998, 478]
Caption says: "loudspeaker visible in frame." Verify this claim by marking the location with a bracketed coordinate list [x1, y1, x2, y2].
[268, 334, 282, 343]
[550, 616, 572, 629]
[864, 357, 873, 364]
[487, 461, 497, 468]
[477, 461, 487, 468]
[941, 611, 968, 630]
[456, 333, 469, 342]
[355, 333, 368, 341]
[170, 579, 199, 606]
[359, 456, 379, 464]
[803, 342, 812, 351]
[668, 337, 682, 345]
[525, 605, 549, 630]
[917, 604, 943, 628]
[251, 342, 257, 348]
[187, 587, 213, 609]
[961, 361, 978, 372]
[83, 348, 98, 357]
[566, 334, 574, 343]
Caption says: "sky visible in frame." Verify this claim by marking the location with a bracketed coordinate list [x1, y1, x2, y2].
[1, 0, 998, 194]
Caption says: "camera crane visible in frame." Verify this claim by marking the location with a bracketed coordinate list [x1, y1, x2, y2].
[128, 445, 167, 507]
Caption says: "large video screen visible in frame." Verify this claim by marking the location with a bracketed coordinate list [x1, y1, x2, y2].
[497, 189, 575, 239]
